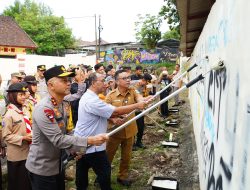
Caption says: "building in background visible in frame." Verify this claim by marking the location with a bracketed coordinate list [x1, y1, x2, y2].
[0, 16, 37, 58]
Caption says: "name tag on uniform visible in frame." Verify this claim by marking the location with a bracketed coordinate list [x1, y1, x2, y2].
[113, 100, 121, 102]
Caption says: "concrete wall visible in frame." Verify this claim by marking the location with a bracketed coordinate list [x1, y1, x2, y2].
[0, 54, 96, 86]
[188, 0, 250, 189]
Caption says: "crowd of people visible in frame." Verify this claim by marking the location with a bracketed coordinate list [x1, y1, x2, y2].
[0, 62, 183, 190]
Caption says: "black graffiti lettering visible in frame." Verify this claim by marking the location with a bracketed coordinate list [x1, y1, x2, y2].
[207, 144, 215, 190]
[220, 157, 232, 180]
[215, 175, 223, 190]
[208, 71, 214, 109]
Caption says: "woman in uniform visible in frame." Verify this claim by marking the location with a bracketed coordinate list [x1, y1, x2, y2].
[2, 83, 32, 190]
[23, 75, 40, 125]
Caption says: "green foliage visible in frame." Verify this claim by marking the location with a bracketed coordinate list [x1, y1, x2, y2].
[135, 14, 162, 49]
[159, 0, 180, 40]
[159, 0, 180, 31]
[3, 0, 75, 56]
[162, 28, 180, 40]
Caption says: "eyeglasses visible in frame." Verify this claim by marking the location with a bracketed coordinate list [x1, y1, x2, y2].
[118, 76, 131, 81]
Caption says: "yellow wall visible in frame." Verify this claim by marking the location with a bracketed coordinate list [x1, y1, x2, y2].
[0, 46, 26, 56]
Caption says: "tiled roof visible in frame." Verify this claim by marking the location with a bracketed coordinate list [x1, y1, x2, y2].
[0, 15, 37, 48]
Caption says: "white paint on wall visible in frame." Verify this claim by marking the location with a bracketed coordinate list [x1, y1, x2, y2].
[187, 0, 250, 189]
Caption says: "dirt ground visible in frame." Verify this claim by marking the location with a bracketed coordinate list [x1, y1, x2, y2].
[65, 89, 200, 190]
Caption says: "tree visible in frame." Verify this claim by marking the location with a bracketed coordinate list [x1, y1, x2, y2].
[159, 0, 180, 37]
[135, 14, 162, 49]
[3, 0, 75, 56]
[162, 28, 180, 40]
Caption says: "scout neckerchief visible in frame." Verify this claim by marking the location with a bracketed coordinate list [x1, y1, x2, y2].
[8, 105, 32, 144]
[29, 95, 38, 105]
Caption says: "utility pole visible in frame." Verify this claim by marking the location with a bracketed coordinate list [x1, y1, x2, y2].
[98, 15, 103, 61]
[94, 14, 97, 62]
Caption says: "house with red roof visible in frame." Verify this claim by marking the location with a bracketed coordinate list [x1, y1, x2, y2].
[0, 15, 37, 57]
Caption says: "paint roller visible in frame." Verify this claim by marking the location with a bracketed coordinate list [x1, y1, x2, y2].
[108, 62, 199, 130]
[63, 59, 225, 167]
[107, 60, 225, 137]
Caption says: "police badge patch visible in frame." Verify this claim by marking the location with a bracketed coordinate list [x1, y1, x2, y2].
[44, 109, 55, 122]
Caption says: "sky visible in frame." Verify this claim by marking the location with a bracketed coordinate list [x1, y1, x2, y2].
[0, 0, 169, 43]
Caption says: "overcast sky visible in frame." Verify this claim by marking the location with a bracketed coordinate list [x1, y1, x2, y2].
[0, 0, 169, 43]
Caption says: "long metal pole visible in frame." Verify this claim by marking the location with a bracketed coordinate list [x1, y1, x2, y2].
[107, 61, 225, 137]
[109, 63, 198, 127]
[94, 14, 97, 63]
[98, 15, 101, 59]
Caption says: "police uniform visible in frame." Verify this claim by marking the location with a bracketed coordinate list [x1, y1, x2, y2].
[2, 83, 31, 190]
[35, 65, 48, 99]
[25, 66, 89, 190]
[105, 87, 139, 181]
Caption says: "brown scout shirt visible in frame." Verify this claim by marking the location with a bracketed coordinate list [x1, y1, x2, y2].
[105, 87, 140, 139]
[2, 104, 30, 161]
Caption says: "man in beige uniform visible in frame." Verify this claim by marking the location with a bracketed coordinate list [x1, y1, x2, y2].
[105, 70, 152, 186]
[35, 65, 48, 99]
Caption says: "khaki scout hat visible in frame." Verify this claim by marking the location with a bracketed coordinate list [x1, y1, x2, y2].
[11, 72, 23, 78]
[43, 65, 75, 83]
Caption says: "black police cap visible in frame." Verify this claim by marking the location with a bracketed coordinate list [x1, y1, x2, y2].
[37, 65, 46, 71]
[44, 65, 75, 83]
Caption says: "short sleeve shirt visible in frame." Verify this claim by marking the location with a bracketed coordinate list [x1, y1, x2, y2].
[74, 89, 115, 154]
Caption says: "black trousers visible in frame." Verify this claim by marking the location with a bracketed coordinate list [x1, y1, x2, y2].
[135, 111, 145, 145]
[7, 160, 31, 190]
[159, 89, 169, 117]
[75, 150, 112, 190]
[28, 171, 65, 190]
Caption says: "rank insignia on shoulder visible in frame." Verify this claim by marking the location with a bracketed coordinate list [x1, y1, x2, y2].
[44, 109, 55, 122]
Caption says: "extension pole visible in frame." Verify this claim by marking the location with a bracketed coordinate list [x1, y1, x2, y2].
[107, 61, 224, 137]
[110, 63, 198, 127]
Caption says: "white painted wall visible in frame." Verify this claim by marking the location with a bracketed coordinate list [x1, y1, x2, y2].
[188, 0, 250, 189]
[0, 54, 96, 87]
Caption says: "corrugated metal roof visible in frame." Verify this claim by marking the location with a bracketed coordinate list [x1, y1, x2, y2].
[176, 0, 215, 56]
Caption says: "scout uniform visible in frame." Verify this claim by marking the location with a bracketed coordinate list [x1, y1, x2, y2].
[36, 65, 48, 99]
[23, 75, 41, 125]
[105, 87, 140, 181]
[2, 83, 31, 190]
[25, 65, 88, 190]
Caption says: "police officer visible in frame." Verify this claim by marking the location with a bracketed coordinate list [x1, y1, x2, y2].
[25, 65, 109, 190]
[2, 82, 32, 190]
[35, 65, 48, 99]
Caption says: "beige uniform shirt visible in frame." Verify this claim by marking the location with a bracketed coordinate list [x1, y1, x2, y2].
[105, 88, 140, 139]
[2, 104, 30, 161]
[36, 77, 48, 99]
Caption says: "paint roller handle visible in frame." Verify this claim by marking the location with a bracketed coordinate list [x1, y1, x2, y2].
[186, 74, 204, 88]
[187, 63, 198, 72]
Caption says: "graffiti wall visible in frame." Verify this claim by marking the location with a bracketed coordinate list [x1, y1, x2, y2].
[188, 0, 250, 189]
[101, 48, 178, 64]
